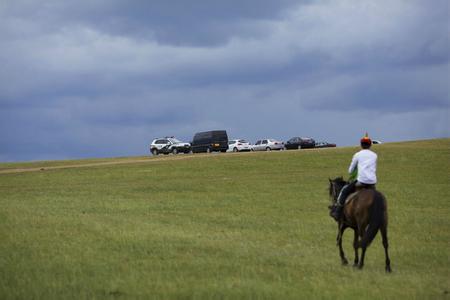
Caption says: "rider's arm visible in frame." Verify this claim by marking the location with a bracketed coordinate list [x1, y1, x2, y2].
[348, 153, 358, 175]
[348, 154, 358, 181]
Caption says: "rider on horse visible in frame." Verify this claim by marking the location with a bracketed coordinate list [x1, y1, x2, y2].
[330, 133, 377, 221]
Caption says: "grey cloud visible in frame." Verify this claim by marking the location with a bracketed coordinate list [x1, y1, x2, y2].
[299, 64, 450, 113]
[1, 0, 306, 46]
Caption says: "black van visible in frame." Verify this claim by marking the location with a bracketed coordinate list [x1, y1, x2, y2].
[191, 130, 228, 153]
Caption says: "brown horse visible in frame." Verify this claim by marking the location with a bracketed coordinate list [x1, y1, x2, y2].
[328, 177, 391, 272]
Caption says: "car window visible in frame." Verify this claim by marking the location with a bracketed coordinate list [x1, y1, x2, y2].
[228, 141, 234, 145]
[212, 131, 227, 141]
[255, 140, 261, 145]
[239, 140, 247, 143]
[155, 139, 165, 144]
[194, 132, 210, 140]
[262, 140, 268, 144]
[169, 138, 181, 143]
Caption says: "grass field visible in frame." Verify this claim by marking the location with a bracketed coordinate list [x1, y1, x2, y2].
[1, 139, 449, 299]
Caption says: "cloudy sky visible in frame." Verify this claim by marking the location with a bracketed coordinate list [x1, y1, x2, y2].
[0, 0, 448, 162]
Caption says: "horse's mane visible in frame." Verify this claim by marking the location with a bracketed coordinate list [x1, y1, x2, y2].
[329, 176, 348, 197]
[333, 177, 347, 185]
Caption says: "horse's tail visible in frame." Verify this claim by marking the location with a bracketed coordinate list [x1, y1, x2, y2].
[360, 191, 386, 249]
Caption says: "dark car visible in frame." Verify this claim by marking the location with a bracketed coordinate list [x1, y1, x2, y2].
[314, 141, 337, 148]
[191, 130, 229, 153]
[285, 137, 316, 150]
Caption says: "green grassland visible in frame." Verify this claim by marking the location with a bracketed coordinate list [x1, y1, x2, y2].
[1, 139, 449, 299]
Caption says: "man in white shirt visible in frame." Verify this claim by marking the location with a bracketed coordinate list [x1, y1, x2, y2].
[331, 134, 377, 221]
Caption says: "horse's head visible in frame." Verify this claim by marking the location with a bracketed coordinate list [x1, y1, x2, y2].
[328, 177, 347, 208]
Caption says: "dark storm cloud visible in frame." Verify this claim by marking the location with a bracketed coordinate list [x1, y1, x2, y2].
[1, 0, 306, 46]
[0, 0, 448, 161]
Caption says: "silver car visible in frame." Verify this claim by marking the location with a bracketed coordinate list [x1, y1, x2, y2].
[252, 139, 284, 151]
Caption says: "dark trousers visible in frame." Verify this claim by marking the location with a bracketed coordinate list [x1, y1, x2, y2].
[336, 181, 356, 206]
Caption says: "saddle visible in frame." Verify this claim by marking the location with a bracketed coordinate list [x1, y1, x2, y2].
[355, 182, 376, 191]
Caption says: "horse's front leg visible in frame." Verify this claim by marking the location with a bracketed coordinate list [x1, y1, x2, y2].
[337, 223, 348, 265]
[353, 229, 359, 267]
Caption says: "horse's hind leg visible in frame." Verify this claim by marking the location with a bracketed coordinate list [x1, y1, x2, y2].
[357, 227, 366, 269]
[381, 224, 392, 273]
[337, 224, 348, 265]
[358, 248, 367, 269]
[353, 229, 359, 267]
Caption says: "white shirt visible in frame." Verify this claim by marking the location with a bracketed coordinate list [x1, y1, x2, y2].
[348, 149, 377, 184]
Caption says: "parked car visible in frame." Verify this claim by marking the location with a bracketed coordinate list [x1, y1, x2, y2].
[285, 137, 316, 150]
[150, 137, 191, 155]
[227, 139, 252, 152]
[372, 140, 382, 144]
[314, 141, 337, 148]
[252, 139, 284, 151]
[191, 130, 229, 153]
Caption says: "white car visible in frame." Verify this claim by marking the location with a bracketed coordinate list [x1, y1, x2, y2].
[227, 139, 252, 152]
[252, 139, 284, 151]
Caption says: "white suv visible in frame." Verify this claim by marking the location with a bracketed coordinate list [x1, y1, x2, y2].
[150, 137, 191, 155]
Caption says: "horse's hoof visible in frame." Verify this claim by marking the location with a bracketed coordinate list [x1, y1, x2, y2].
[386, 266, 392, 273]
[341, 259, 349, 265]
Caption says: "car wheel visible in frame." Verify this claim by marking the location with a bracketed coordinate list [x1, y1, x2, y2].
[151, 149, 158, 156]
[266, 147, 271, 151]
[172, 148, 178, 155]
[233, 147, 238, 152]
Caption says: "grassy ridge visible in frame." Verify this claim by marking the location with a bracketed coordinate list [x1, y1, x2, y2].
[0, 156, 152, 171]
[0, 139, 449, 299]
